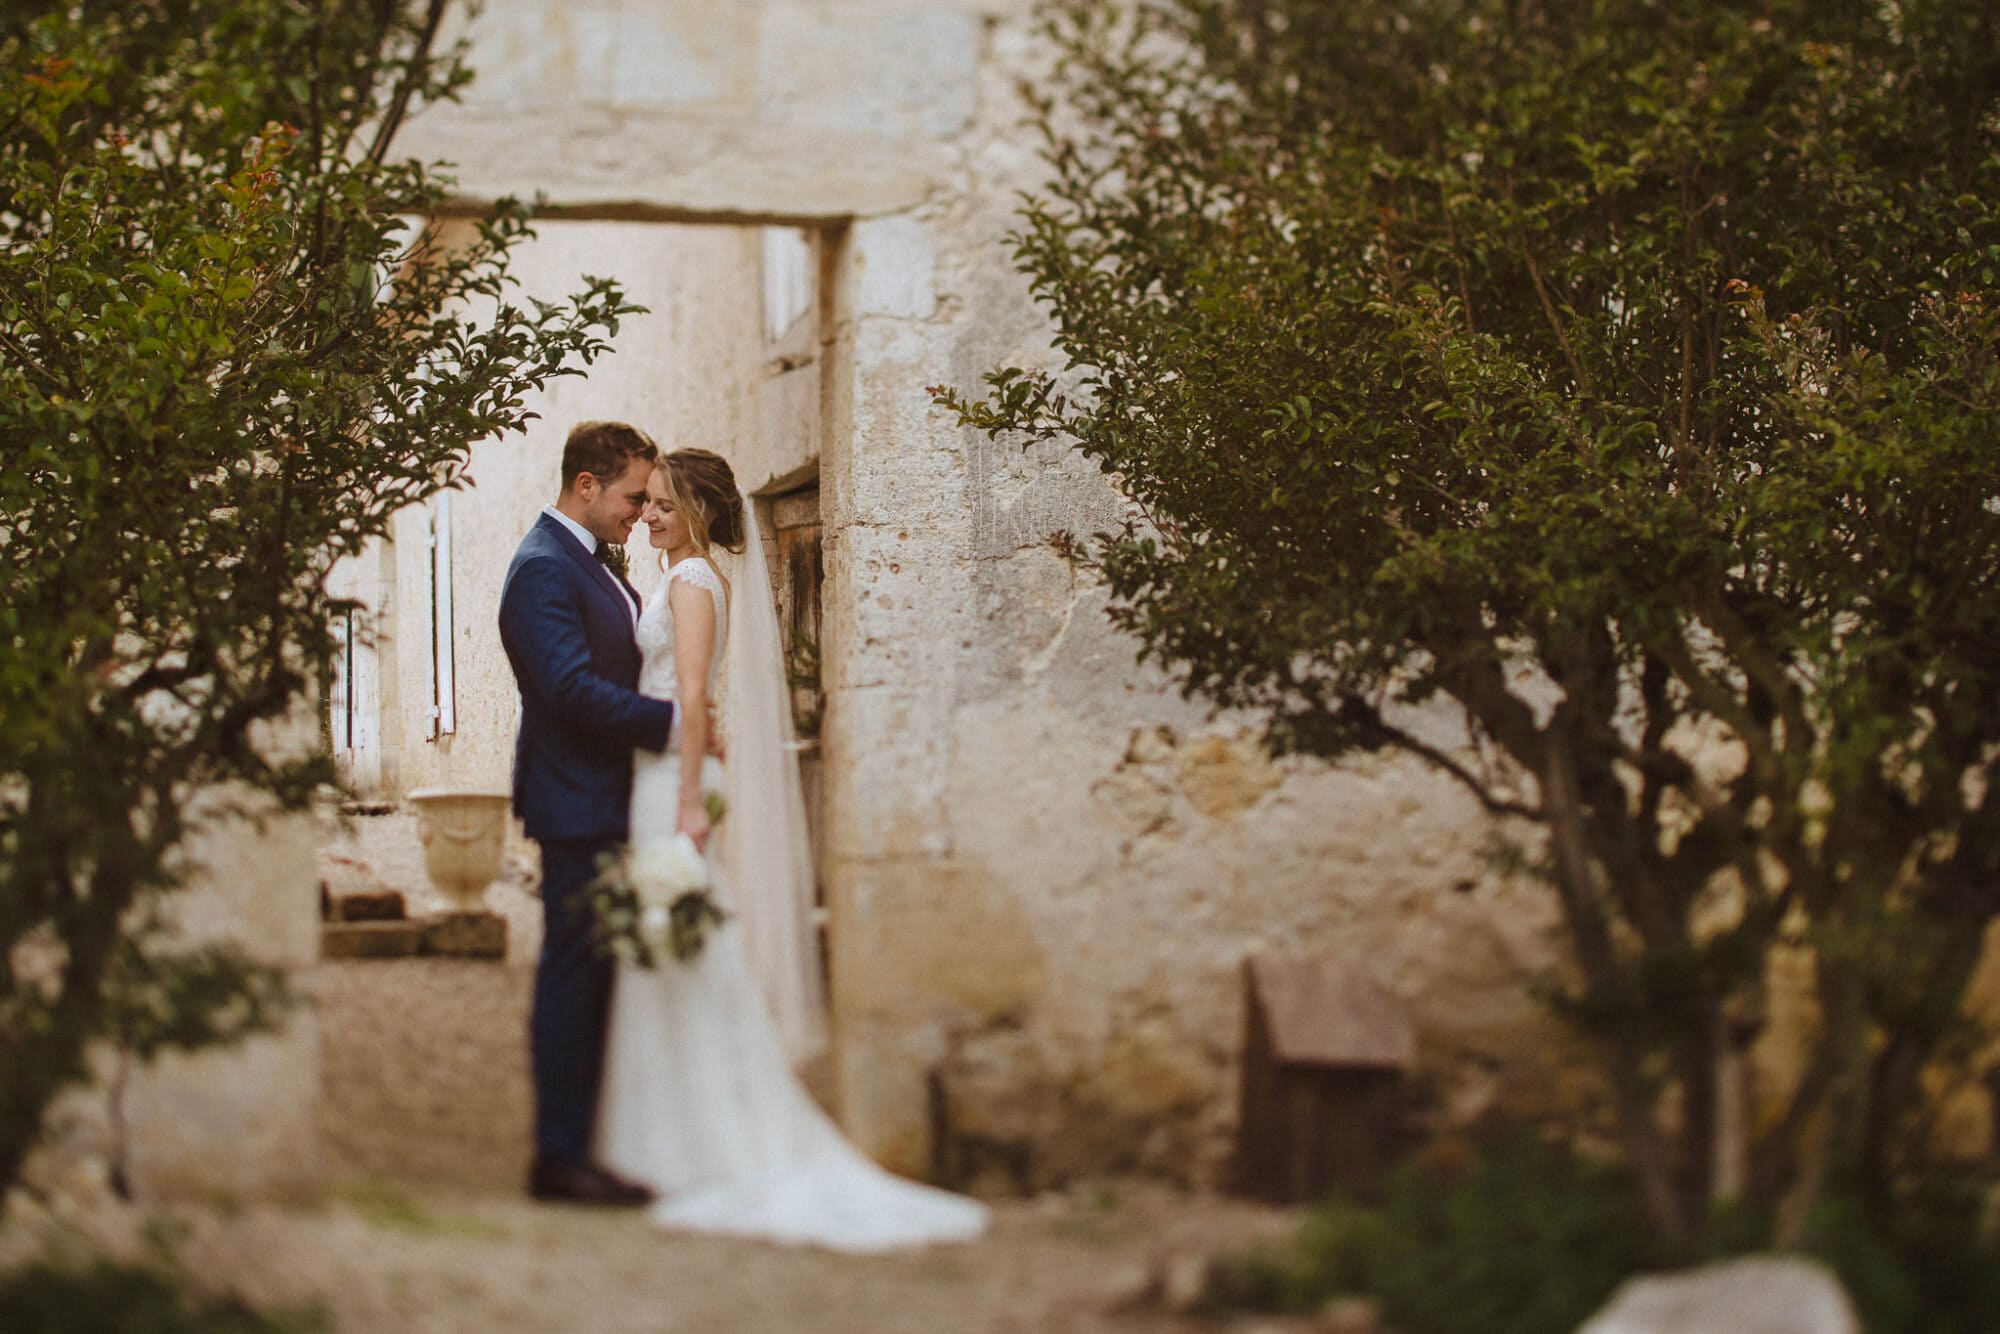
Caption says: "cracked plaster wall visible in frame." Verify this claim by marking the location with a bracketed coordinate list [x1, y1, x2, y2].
[782, 9, 1586, 1183]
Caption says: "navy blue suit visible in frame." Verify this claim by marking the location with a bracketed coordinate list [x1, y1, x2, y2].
[498, 512, 674, 1166]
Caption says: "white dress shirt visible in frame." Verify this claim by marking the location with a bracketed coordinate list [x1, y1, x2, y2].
[543, 505, 638, 625]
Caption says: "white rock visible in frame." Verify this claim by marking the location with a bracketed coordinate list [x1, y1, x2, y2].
[1577, 1256, 1858, 1334]
[1091, 1258, 1157, 1312]
[1159, 1251, 1215, 1314]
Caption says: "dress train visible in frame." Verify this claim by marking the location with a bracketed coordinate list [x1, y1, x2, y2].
[597, 751, 987, 1252]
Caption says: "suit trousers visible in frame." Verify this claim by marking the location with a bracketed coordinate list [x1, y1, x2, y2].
[531, 837, 618, 1165]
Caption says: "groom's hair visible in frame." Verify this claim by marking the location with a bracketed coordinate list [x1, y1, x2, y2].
[561, 421, 659, 491]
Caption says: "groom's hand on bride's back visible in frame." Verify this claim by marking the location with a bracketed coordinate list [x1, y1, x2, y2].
[707, 700, 726, 760]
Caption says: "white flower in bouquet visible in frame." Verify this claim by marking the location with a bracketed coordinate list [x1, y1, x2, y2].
[585, 832, 729, 967]
[627, 833, 708, 907]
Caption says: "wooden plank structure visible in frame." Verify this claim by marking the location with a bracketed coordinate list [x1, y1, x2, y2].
[1236, 953, 1416, 1203]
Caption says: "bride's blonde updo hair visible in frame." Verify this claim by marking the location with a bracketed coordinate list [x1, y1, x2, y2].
[658, 448, 745, 554]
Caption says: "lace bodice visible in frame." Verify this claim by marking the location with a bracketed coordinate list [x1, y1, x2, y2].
[636, 557, 729, 720]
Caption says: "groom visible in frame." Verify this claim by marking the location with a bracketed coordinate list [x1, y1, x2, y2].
[499, 420, 674, 1206]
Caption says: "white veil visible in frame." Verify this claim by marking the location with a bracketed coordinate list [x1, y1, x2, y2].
[718, 491, 830, 1064]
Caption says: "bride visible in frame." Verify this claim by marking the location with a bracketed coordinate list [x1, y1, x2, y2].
[595, 447, 988, 1252]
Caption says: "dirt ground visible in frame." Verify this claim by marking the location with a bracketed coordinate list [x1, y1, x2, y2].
[141, 1177, 1306, 1334]
[3, 810, 1327, 1334]
[236, 810, 1309, 1333]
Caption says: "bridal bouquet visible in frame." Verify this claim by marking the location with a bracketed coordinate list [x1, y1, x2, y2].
[586, 830, 728, 967]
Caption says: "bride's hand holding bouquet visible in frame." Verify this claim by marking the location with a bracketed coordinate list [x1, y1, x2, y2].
[586, 795, 728, 967]
[678, 799, 711, 854]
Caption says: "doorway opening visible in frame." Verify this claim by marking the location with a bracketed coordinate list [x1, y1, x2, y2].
[316, 215, 845, 1187]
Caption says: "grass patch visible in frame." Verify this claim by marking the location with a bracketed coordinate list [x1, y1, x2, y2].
[331, 1178, 510, 1240]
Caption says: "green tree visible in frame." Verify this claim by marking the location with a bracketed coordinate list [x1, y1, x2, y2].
[941, 0, 2000, 1249]
[0, 1, 637, 1199]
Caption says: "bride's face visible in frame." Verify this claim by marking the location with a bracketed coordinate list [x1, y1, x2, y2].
[641, 468, 693, 552]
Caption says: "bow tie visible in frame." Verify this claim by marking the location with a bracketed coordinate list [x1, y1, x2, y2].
[593, 540, 629, 579]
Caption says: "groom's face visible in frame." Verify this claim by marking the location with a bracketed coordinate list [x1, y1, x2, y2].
[578, 455, 656, 545]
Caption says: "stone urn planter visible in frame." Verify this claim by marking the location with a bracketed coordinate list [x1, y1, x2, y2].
[407, 789, 511, 909]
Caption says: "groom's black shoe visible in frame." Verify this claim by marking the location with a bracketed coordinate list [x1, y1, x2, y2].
[528, 1158, 656, 1207]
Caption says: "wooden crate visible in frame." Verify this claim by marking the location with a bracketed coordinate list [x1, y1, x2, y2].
[1236, 953, 1414, 1204]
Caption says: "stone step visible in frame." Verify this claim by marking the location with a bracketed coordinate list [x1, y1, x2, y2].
[326, 889, 408, 922]
[322, 921, 422, 960]
[419, 911, 508, 960]
[319, 911, 507, 962]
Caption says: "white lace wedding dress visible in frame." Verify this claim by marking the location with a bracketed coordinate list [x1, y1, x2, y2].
[597, 555, 988, 1251]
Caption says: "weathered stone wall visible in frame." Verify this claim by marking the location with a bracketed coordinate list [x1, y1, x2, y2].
[20, 787, 323, 1221]
[381, 0, 1593, 1188]
[119, 792, 325, 1203]
[813, 9, 1587, 1183]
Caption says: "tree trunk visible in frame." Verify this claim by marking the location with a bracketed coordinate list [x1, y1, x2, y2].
[1538, 742, 1696, 1247]
[0, 861, 134, 1204]
[1676, 1022, 1720, 1240]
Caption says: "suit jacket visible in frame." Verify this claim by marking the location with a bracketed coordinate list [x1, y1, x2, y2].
[498, 513, 674, 842]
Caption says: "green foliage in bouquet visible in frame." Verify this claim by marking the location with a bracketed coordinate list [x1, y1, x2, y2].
[585, 833, 730, 968]
[0, 0, 640, 1201]
[939, 0, 2000, 1251]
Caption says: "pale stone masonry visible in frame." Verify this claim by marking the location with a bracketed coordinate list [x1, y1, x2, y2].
[305, 0, 1600, 1188]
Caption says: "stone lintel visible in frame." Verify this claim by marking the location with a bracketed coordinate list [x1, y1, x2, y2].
[397, 109, 949, 223]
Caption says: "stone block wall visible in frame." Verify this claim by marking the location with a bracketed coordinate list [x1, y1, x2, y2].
[371, 0, 1887, 1190]
[20, 789, 324, 1218]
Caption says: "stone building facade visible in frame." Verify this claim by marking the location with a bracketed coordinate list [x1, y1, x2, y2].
[304, 0, 1605, 1190]
[22, 2, 1990, 1224]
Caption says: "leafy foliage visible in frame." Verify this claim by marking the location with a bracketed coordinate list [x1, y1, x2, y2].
[940, 0, 2000, 1246]
[1217, 1138, 2000, 1334]
[1792, 1169, 2000, 1334]
[0, 1259, 327, 1334]
[1217, 1137, 1660, 1334]
[0, 0, 638, 1198]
